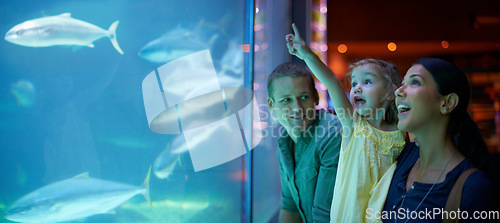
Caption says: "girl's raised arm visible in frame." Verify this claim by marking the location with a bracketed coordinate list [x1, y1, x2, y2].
[286, 23, 354, 129]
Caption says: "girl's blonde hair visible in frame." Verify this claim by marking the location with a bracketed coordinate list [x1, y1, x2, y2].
[347, 58, 401, 124]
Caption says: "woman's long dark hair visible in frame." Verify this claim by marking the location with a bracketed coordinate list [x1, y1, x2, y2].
[416, 58, 489, 169]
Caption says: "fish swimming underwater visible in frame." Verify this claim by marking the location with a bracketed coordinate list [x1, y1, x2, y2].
[5, 13, 124, 54]
[137, 16, 234, 64]
[10, 79, 36, 107]
[153, 142, 183, 179]
[152, 118, 234, 179]
[138, 26, 217, 63]
[5, 167, 151, 223]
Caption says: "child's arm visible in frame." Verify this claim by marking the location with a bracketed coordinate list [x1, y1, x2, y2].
[286, 23, 354, 129]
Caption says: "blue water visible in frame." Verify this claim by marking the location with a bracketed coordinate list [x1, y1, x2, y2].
[0, 0, 262, 222]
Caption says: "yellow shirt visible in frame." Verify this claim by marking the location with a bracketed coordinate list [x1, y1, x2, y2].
[330, 116, 405, 223]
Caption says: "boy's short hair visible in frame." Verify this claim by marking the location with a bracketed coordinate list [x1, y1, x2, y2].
[267, 62, 319, 101]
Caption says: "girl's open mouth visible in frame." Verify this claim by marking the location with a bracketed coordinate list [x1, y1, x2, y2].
[354, 96, 366, 106]
[397, 104, 411, 115]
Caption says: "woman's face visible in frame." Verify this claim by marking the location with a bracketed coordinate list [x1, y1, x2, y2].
[395, 64, 445, 132]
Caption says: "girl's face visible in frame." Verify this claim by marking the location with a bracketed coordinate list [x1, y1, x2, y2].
[349, 64, 391, 118]
[395, 64, 444, 132]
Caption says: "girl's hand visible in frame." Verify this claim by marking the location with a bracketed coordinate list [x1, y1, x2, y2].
[286, 23, 313, 60]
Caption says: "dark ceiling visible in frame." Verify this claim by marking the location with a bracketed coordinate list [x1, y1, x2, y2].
[328, 0, 500, 41]
[326, 0, 500, 69]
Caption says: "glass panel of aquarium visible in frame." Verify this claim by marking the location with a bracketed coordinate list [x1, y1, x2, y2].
[0, 0, 266, 222]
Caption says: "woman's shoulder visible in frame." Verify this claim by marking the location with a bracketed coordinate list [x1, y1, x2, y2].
[453, 158, 490, 184]
[459, 162, 498, 212]
[461, 165, 494, 194]
[464, 169, 493, 189]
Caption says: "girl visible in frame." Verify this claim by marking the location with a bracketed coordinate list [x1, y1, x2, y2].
[286, 23, 406, 223]
[382, 58, 495, 222]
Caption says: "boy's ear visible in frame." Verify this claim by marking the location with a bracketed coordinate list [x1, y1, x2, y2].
[267, 97, 274, 111]
[313, 91, 320, 106]
[441, 93, 459, 115]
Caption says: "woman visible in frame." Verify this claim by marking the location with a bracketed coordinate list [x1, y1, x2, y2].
[381, 58, 496, 222]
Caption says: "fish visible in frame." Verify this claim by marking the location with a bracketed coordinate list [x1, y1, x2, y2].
[138, 17, 231, 64]
[5, 167, 151, 223]
[5, 13, 124, 54]
[152, 120, 233, 179]
[152, 127, 217, 179]
[138, 26, 217, 63]
[153, 142, 183, 179]
[10, 79, 36, 107]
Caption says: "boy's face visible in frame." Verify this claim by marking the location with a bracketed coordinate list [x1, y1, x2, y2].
[268, 76, 318, 138]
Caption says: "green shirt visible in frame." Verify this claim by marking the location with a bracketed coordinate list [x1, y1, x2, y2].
[277, 109, 342, 223]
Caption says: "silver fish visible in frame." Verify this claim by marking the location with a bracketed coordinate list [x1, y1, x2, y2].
[5, 167, 151, 223]
[138, 26, 214, 63]
[5, 13, 124, 54]
[153, 142, 183, 179]
[137, 17, 230, 64]
[152, 120, 233, 179]
[10, 79, 36, 107]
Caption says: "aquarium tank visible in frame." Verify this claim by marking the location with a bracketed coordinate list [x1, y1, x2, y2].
[0, 0, 286, 222]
